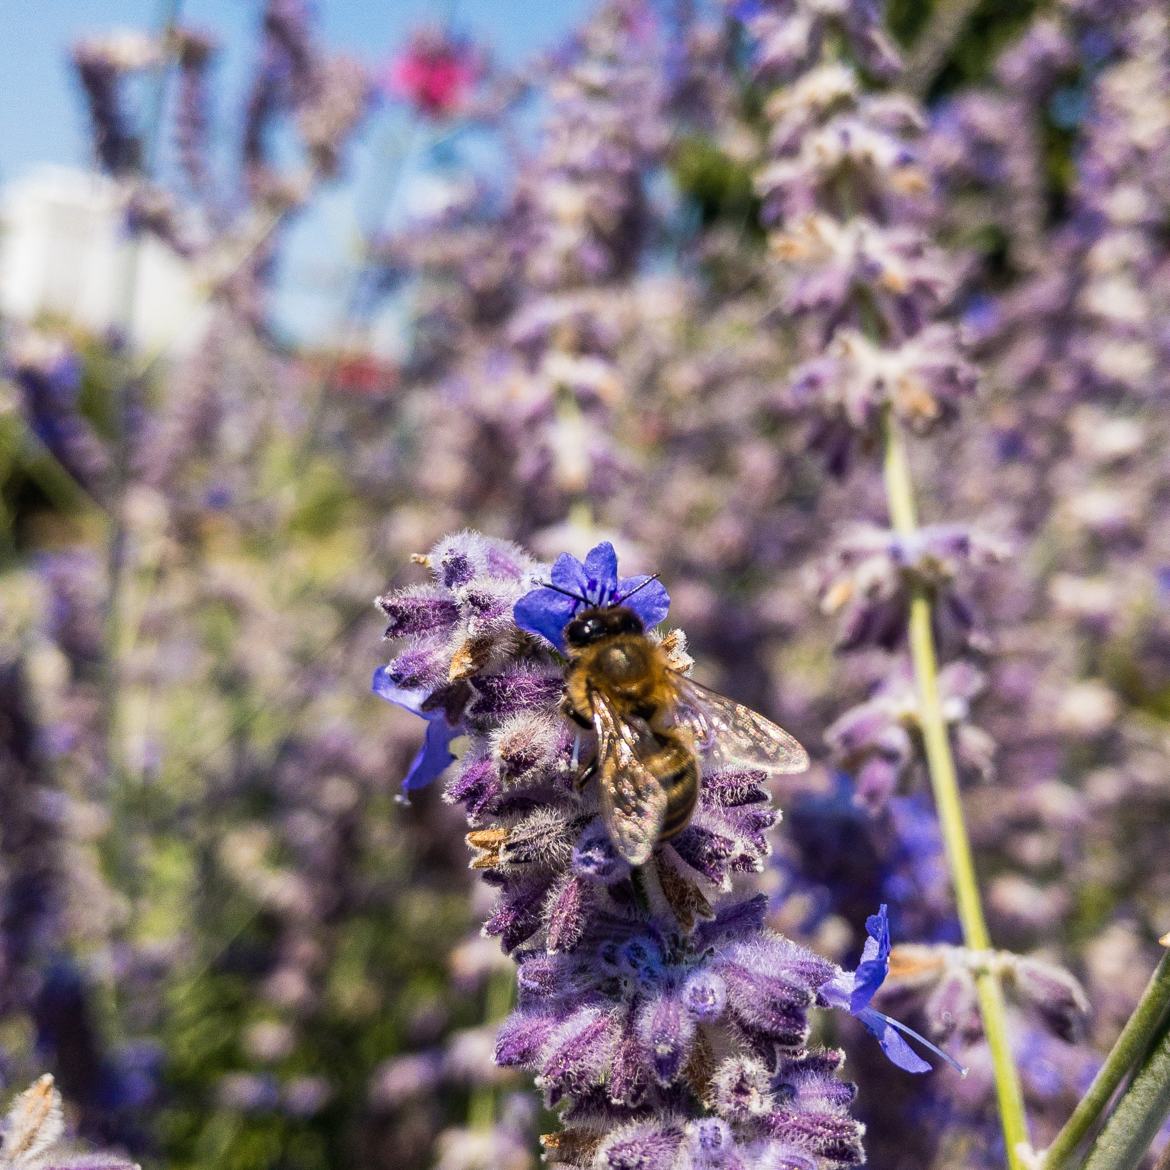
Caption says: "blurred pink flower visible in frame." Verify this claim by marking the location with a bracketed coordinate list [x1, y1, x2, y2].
[385, 28, 479, 118]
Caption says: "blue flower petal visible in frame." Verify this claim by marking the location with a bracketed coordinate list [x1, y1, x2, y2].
[514, 588, 577, 651]
[371, 667, 460, 790]
[550, 550, 591, 594]
[851, 903, 891, 1013]
[861, 1007, 967, 1076]
[371, 667, 426, 714]
[617, 574, 670, 630]
[582, 541, 619, 599]
[858, 932, 881, 967]
[818, 970, 853, 1013]
[403, 714, 461, 791]
[857, 1008, 933, 1075]
[830, 904, 966, 1077]
[864, 905, 892, 955]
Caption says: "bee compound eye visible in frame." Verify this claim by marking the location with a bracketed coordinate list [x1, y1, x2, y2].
[566, 615, 601, 646]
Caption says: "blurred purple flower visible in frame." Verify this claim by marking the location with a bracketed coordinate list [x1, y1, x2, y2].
[816, 525, 1009, 655]
[882, 943, 1089, 1046]
[789, 325, 978, 476]
[739, 0, 902, 83]
[71, 30, 160, 174]
[827, 660, 995, 809]
[7, 330, 110, 496]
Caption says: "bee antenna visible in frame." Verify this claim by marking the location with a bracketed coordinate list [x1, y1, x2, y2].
[536, 579, 591, 605]
[615, 573, 661, 604]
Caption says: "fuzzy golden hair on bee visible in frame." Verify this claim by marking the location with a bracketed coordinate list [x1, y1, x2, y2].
[559, 602, 808, 867]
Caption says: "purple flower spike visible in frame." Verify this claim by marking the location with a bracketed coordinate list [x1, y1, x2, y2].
[371, 668, 460, 791]
[378, 532, 863, 1164]
[823, 905, 966, 1077]
[513, 540, 670, 651]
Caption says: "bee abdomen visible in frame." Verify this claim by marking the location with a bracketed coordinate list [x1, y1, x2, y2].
[652, 739, 700, 842]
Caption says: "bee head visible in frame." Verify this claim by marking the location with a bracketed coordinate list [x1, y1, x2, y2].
[564, 605, 644, 648]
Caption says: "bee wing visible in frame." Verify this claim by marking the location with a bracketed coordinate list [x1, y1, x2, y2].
[590, 689, 668, 867]
[668, 672, 810, 775]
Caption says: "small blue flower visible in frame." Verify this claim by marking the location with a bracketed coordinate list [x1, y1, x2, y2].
[823, 904, 966, 1076]
[513, 541, 670, 652]
[371, 667, 461, 791]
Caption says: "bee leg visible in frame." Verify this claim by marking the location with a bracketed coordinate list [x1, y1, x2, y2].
[562, 694, 595, 790]
[561, 692, 593, 730]
[573, 748, 599, 795]
[575, 756, 597, 792]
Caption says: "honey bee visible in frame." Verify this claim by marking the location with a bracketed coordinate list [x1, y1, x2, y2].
[552, 581, 809, 867]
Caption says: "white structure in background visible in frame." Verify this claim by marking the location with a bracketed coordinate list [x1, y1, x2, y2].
[0, 165, 209, 355]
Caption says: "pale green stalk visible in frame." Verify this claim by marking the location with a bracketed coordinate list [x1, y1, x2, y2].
[1044, 949, 1170, 1169]
[13, 427, 103, 514]
[1079, 1017, 1170, 1170]
[881, 410, 1030, 1170]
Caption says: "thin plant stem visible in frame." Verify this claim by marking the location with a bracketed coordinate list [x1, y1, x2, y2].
[554, 383, 597, 538]
[16, 430, 105, 515]
[881, 409, 1031, 1170]
[1044, 948, 1170, 1169]
[1079, 1016, 1170, 1170]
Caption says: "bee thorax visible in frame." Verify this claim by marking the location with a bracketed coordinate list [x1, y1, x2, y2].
[594, 642, 651, 686]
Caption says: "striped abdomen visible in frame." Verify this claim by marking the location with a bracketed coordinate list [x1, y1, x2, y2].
[648, 733, 700, 842]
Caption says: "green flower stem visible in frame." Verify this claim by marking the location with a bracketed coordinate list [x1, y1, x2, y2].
[1044, 949, 1170, 1170]
[18, 431, 102, 515]
[1079, 1014, 1170, 1170]
[881, 410, 1030, 1170]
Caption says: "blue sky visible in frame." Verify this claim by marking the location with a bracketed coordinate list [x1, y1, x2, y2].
[1, 0, 592, 341]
